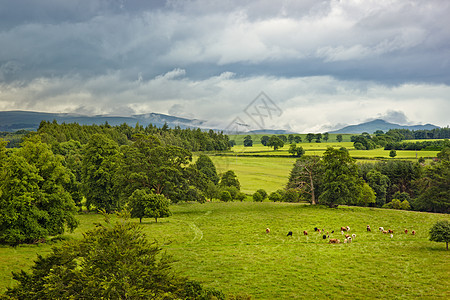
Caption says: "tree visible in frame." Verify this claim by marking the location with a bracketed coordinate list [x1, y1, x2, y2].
[220, 170, 240, 190]
[256, 189, 268, 200]
[5, 218, 223, 299]
[294, 135, 302, 143]
[288, 134, 294, 144]
[269, 191, 282, 202]
[336, 134, 343, 142]
[195, 154, 219, 184]
[0, 136, 78, 245]
[315, 133, 322, 143]
[128, 189, 171, 223]
[366, 170, 390, 207]
[81, 134, 121, 212]
[243, 135, 253, 147]
[412, 159, 449, 213]
[306, 133, 315, 143]
[287, 156, 322, 205]
[323, 132, 329, 142]
[318, 147, 365, 208]
[219, 190, 232, 202]
[118, 134, 193, 203]
[389, 150, 397, 158]
[429, 220, 450, 250]
[288, 144, 305, 157]
[253, 192, 263, 202]
[267, 135, 284, 150]
[260, 135, 270, 146]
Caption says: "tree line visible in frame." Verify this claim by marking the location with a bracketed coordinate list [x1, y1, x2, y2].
[0, 129, 238, 245]
[286, 147, 449, 213]
[37, 120, 231, 152]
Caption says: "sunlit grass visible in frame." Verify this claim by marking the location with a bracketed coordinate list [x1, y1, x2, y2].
[2, 203, 448, 299]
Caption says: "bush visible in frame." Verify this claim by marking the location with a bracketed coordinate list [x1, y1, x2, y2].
[253, 192, 263, 202]
[400, 200, 411, 210]
[269, 192, 282, 202]
[235, 192, 247, 202]
[219, 190, 232, 202]
[256, 189, 268, 200]
[282, 189, 300, 203]
[354, 142, 365, 150]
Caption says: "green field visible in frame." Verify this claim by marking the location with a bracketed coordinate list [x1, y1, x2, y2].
[227, 142, 438, 159]
[1, 203, 448, 299]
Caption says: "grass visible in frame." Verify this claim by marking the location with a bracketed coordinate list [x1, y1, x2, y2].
[209, 155, 296, 194]
[1, 203, 449, 299]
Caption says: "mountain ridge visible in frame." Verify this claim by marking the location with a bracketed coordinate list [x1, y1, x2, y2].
[329, 119, 439, 134]
[0, 110, 205, 132]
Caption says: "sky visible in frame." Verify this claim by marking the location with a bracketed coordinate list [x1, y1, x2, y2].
[0, 0, 449, 133]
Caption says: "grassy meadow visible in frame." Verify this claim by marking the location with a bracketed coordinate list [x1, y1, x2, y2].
[1, 203, 448, 299]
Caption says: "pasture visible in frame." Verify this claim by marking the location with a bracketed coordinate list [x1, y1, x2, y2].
[1, 203, 448, 299]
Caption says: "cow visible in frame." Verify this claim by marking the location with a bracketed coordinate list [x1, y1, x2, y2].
[329, 239, 340, 244]
[266, 228, 270, 234]
[303, 230, 308, 236]
[287, 231, 293, 236]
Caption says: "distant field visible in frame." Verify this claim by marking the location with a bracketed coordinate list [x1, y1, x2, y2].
[209, 155, 296, 194]
[1, 203, 448, 299]
[202, 142, 438, 194]
[228, 134, 354, 145]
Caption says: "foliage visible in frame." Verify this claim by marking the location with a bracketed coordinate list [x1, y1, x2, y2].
[429, 220, 450, 250]
[38, 121, 231, 152]
[128, 189, 171, 223]
[219, 190, 232, 202]
[306, 133, 315, 143]
[260, 135, 269, 146]
[255, 189, 267, 200]
[287, 156, 321, 204]
[81, 134, 121, 212]
[267, 135, 284, 150]
[252, 192, 263, 202]
[288, 144, 305, 157]
[365, 170, 390, 207]
[268, 191, 282, 202]
[318, 147, 365, 208]
[383, 199, 411, 210]
[243, 135, 253, 147]
[195, 154, 220, 185]
[0, 136, 78, 245]
[220, 170, 240, 190]
[4, 218, 223, 299]
[412, 159, 449, 213]
[336, 134, 343, 142]
[389, 150, 397, 158]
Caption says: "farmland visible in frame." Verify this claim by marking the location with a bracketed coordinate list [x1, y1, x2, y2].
[1, 203, 448, 299]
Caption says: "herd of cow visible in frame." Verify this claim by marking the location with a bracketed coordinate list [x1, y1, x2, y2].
[265, 225, 416, 244]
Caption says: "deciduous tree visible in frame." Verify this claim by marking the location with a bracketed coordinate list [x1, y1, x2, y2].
[318, 147, 365, 208]
[429, 220, 450, 250]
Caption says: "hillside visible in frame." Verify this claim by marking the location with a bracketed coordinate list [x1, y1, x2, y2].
[329, 119, 439, 134]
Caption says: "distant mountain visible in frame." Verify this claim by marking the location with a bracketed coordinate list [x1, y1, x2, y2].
[248, 129, 295, 135]
[0, 110, 205, 132]
[329, 119, 439, 134]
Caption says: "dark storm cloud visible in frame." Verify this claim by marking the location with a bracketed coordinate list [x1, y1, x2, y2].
[0, 0, 449, 130]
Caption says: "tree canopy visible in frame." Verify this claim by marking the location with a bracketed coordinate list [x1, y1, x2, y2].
[0, 136, 78, 245]
[4, 217, 224, 299]
[429, 220, 450, 250]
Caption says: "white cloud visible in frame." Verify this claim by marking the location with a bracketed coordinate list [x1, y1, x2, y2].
[1, 72, 448, 132]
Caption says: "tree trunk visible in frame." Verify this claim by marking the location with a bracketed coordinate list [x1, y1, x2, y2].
[155, 217, 158, 223]
[310, 173, 316, 205]
[139, 217, 142, 223]
[447, 241, 448, 250]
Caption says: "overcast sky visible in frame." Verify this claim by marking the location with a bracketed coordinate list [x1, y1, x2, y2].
[0, 0, 449, 132]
